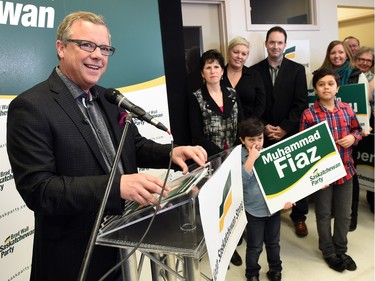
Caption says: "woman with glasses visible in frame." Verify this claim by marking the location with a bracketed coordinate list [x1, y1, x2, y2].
[354, 47, 374, 103]
[354, 46, 374, 215]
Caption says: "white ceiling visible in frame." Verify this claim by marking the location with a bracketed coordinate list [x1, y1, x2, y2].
[337, 6, 374, 22]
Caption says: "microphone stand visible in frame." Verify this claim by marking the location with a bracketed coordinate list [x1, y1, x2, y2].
[78, 112, 133, 281]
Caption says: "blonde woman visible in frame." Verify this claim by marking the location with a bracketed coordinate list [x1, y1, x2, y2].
[222, 36, 266, 119]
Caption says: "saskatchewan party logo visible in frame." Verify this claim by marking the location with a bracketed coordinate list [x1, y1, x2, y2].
[310, 168, 324, 186]
[1, 226, 34, 258]
[219, 171, 232, 232]
[309, 160, 342, 187]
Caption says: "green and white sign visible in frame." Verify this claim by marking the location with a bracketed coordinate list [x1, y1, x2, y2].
[308, 83, 370, 134]
[356, 134, 374, 191]
[254, 121, 346, 214]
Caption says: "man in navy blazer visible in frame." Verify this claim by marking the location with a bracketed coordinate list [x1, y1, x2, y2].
[6, 11, 207, 281]
[250, 26, 309, 241]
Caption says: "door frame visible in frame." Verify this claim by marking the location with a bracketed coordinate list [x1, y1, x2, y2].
[181, 0, 228, 57]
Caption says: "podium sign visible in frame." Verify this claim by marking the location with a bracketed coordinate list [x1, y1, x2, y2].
[96, 147, 244, 281]
[198, 145, 246, 281]
[308, 83, 370, 134]
[254, 121, 346, 214]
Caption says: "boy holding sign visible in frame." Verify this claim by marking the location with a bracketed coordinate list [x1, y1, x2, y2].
[239, 117, 294, 281]
[300, 68, 362, 272]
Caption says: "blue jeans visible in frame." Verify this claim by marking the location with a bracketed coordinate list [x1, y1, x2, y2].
[245, 211, 282, 277]
[314, 179, 352, 258]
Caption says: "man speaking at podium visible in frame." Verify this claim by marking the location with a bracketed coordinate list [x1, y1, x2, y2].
[6, 11, 207, 281]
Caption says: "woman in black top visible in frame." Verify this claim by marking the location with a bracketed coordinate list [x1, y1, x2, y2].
[222, 36, 266, 119]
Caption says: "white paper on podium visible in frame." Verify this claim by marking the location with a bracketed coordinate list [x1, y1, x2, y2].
[98, 164, 210, 237]
[198, 145, 247, 281]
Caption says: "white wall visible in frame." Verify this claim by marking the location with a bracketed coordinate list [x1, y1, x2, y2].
[224, 0, 374, 80]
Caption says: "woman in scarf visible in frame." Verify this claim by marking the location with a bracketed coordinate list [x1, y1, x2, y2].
[318, 40, 367, 85]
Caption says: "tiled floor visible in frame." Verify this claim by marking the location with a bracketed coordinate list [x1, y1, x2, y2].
[137, 189, 374, 281]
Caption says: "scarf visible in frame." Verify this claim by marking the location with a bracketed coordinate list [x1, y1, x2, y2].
[335, 60, 353, 85]
[364, 71, 374, 83]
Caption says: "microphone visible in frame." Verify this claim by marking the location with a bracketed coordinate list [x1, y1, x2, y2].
[104, 88, 169, 132]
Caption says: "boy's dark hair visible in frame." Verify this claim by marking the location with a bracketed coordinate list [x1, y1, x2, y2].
[238, 117, 265, 139]
[199, 49, 225, 71]
[312, 67, 341, 88]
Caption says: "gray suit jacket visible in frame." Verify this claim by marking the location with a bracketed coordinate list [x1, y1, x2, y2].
[7, 68, 171, 280]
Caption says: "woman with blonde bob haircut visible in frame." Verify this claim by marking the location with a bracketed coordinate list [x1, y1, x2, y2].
[222, 36, 266, 119]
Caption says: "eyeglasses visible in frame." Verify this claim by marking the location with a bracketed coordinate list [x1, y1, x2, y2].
[65, 39, 115, 56]
[356, 57, 373, 64]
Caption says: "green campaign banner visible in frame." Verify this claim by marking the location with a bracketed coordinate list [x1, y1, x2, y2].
[307, 83, 370, 133]
[253, 121, 346, 214]
[356, 134, 374, 191]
